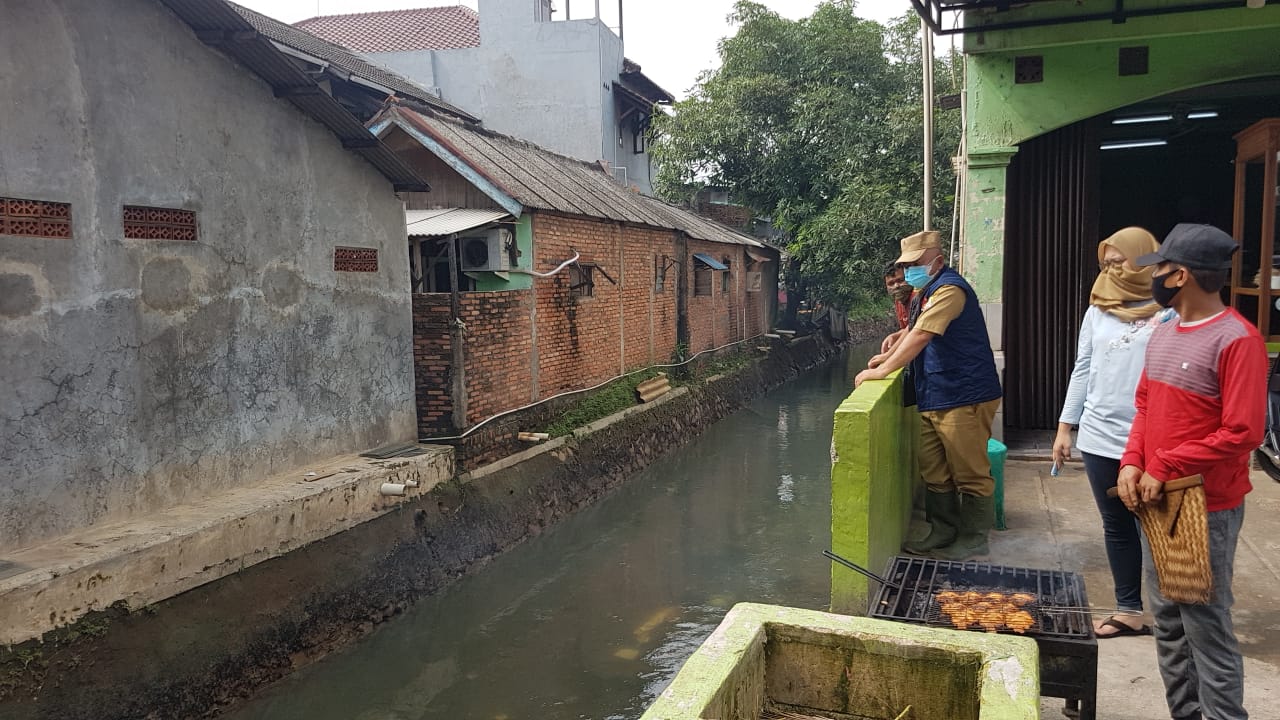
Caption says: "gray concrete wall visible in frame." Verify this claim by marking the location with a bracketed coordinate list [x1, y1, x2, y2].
[0, 0, 417, 550]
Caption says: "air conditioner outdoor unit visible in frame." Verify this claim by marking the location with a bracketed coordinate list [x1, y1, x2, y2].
[459, 228, 513, 272]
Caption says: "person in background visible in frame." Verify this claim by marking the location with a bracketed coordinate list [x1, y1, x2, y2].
[1118, 223, 1265, 720]
[884, 261, 912, 330]
[856, 230, 1003, 560]
[1052, 227, 1168, 638]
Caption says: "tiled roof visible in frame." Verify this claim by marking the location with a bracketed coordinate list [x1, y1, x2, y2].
[376, 103, 770, 250]
[229, 2, 477, 121]
[295, 6, 481, 52]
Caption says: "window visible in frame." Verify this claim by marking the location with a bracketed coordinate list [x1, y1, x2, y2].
[694, 265, 712, 296]
[721, 258, 732, 293]
[122, 205, 197, 241]
[569, 263, 595, 298]
[1, 197, 71, 238]
[692, 253, 727, 297]
[334, 246, 379, 272]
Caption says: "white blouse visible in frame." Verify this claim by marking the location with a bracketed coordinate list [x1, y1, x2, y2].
[1059, 304, 1176, 459]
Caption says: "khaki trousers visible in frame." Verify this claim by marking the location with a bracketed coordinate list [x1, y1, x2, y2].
[918, 398, 1000, 497]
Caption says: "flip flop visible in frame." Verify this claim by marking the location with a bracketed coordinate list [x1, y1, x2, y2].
[1095, 616, 1152, 639]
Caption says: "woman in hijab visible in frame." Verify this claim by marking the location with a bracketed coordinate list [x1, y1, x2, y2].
[1053, 227, 1173, 638]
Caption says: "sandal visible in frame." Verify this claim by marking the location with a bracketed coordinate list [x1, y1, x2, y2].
[1095, 616, 1152, 638]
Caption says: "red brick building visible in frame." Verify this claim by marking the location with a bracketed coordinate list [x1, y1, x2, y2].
[370, 103, 780, 436]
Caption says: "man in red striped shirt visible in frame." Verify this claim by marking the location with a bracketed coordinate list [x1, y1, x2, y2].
[1118, 223, 1266, 720]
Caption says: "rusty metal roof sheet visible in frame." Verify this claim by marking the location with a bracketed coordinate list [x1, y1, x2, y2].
[295, 6, 481, 52]
[157, 0, 432, 191]
[382, 105, 767, 248]
[406, 208, 510, 237]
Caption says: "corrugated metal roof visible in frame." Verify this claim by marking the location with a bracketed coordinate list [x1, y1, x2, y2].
[692, 253, 728, 270]
[406, 208, 510, 236]
[380, 104, 769, 249]
[156, 0, 432, 191]
[295, 6, 481, 53]
[227, 2, 477, 121]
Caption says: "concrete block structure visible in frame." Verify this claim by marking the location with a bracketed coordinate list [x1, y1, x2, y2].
[0, 0, 479, 552]
[642, 603, 1040, 720]
[830, 370, 920, 614]
[296, 0, 674, 195]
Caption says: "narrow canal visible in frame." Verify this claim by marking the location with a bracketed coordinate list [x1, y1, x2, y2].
[226, 346, 870, 720]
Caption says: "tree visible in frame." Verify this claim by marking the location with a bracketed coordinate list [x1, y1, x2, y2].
[651, 1, 962, 313]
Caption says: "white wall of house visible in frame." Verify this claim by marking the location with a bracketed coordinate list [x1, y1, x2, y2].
[368, 0, 656, 194]
[0, 0, 417, 550]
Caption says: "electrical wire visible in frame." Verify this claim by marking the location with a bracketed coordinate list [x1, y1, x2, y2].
[418, 331, 773, 443]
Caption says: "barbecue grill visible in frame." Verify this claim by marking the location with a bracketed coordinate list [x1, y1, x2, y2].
[869, 555, 1098, 720]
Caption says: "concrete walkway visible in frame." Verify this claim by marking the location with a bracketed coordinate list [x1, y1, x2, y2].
[0, 446, 453, 646]
[992, 459, 1280, 719]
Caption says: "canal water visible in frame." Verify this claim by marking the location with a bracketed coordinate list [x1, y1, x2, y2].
[226, 346, 870, 720]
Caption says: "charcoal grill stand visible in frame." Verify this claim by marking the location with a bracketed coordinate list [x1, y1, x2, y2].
[868, 555, 1098, 720]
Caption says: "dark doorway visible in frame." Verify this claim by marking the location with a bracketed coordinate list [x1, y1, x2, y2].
[1002, 76, 1280, 430]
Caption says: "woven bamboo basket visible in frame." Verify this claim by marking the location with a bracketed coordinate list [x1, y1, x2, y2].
[1134, 475, 1213, 605]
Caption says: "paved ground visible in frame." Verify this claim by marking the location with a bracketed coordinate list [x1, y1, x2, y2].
[986, 459, 1280, 719]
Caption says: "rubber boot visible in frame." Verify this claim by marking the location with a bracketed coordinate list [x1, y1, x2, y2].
[935, 494, 993, 561]
[903, 491, 959, 555]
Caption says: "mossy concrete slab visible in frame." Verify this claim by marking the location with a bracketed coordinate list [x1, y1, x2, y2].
[642, 603, 1040, 720]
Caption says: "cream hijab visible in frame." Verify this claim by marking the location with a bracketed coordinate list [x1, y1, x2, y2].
[1090, 227, 1161, 322]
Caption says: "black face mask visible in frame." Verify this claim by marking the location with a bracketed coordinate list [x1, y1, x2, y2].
[1151, 270, 1183, 308]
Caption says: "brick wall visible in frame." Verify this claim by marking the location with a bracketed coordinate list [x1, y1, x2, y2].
[459, 290, 534, 426]
[531, 213, 677, 396]
[412, 290, 533, 435]
[695, 200, 752, 229]
[412, 294, 453, 436]
[411, 213, 768, 444]
[685, 241, 771, 354]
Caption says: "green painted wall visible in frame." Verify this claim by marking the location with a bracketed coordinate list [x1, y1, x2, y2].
[641, 603, 1040, 720]
[472, 215, 534, 291]
[830, 370, 919, 615]
[959, 5, 1280, 310]
[966, 22, 1280, 150]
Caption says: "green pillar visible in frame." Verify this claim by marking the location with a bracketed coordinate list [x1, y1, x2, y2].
[961, 146, 1017, 352]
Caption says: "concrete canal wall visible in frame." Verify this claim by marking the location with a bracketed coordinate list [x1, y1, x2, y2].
[0, 324, 872, 720]
[830, 370, 921, 614]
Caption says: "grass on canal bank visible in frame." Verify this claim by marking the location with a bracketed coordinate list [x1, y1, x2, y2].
[541, 348, 761, 439]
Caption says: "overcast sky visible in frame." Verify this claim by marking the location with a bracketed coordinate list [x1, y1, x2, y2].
[234, 0, 919, 99]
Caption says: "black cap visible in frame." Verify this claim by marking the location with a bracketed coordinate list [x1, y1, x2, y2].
[1135, 223, 1238, 270]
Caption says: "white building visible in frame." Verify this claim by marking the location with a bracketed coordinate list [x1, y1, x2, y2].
[297, 0, 674, 195]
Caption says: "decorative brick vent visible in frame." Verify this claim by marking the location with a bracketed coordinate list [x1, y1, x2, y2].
[1, 197, 72, 238]
[122, 205, 198, 241]
[334, 246, 379, 272]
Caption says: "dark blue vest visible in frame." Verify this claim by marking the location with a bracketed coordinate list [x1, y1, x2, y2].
[909, 267, 1003, 412]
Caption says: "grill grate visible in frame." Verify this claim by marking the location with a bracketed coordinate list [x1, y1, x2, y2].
[870, 555, 1098, 720]
[871, 556, 1093, 640]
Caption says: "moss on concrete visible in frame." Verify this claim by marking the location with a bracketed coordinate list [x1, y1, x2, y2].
[830, 370, 919, 614]
[642, 603, 1039, 720]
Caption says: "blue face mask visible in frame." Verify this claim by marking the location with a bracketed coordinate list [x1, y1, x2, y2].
[904, 262, 936, 289]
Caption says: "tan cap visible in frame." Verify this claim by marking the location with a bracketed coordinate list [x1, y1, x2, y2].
[894, 230, 942, 265]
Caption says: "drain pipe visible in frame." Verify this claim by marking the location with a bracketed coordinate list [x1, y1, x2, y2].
[921, 15, 934, 232]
